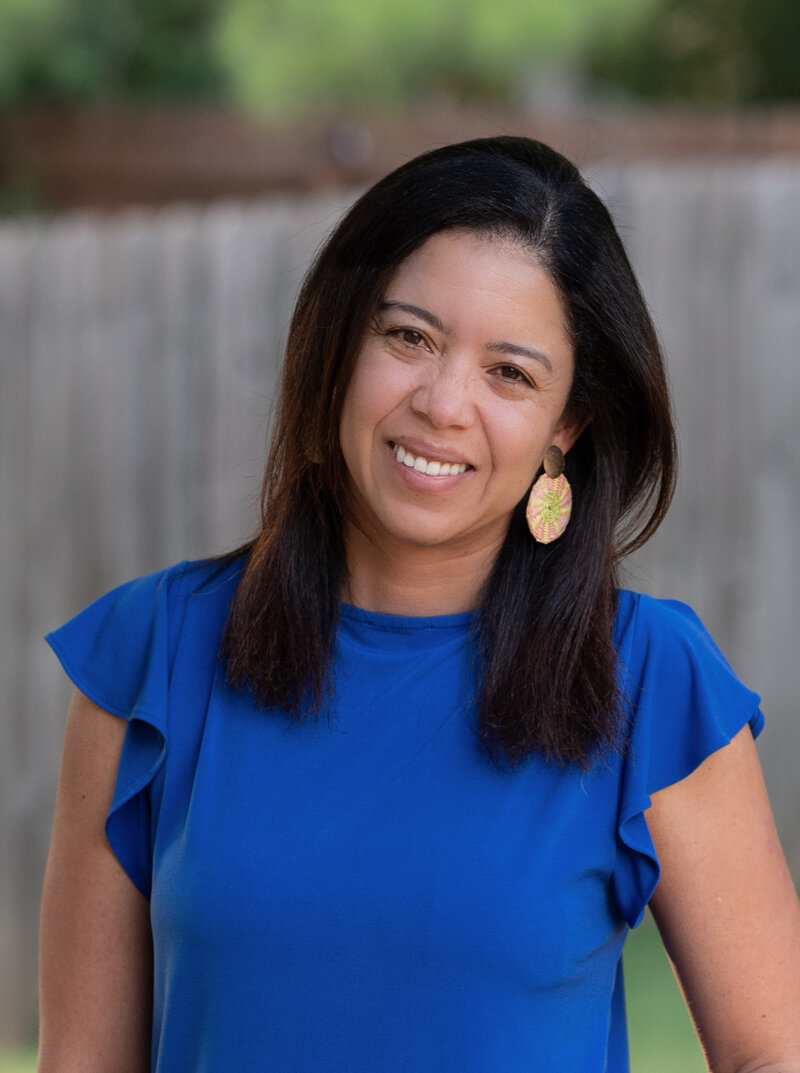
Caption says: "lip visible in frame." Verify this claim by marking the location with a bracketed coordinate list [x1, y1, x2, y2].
[387, 438, 473, 468]
[385, 440, 474, 489]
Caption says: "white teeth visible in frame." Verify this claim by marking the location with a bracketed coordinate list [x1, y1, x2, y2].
[392, 443, 467, 475]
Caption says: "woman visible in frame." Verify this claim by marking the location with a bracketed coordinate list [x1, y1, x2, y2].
[39, 137, 800, 1071]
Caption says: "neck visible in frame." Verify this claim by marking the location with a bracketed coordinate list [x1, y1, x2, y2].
[342, 522, 505, 616]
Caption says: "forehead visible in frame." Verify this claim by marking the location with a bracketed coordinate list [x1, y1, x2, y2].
[390, 227, 539, 277]
[381, 229, 570, 342]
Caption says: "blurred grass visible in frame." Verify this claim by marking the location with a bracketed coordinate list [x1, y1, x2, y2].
[0, 1050, 36, 1073]
[0, 920, 703, 1073]
[626, 917, 706, 1072]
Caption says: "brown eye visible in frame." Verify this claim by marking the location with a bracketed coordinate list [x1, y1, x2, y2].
[387, 328, 428, 349]
[496, 365, 532, 386]
[397, 329, 425, 347]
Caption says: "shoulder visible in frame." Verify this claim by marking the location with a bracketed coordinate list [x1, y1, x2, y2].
[160, 554, 246, 620]
[53, 554, 245, 640]
[45, 554, 247, 722]
[612, 588, 750, 691]
[162, 555, 246, 664]
[614, 588, 715, 650]
[107, 553, 245, 614]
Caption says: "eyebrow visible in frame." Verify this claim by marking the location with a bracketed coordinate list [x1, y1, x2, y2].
[379, 300, 449, 335]
[378, 299, 553, 373]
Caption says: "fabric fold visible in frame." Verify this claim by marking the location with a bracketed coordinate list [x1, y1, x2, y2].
[46, 565, 179, 897]
[611, 592, 764, 927]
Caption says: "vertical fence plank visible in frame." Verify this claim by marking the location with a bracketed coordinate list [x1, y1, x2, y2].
[0, 222, 43, 1044]
[742, 166, 800, 870]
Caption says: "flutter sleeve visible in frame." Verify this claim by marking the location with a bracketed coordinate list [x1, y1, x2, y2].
[611, 592, 764, 928]
[45, 565, 184, 898]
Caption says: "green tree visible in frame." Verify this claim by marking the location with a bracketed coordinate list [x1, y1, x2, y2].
[588, 0, 800, 103]
[211, 0, 656, 119]
[0, 0, 226, 104]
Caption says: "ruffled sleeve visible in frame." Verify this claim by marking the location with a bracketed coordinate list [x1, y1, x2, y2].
[45, 565, 183, 898]
[611, 592, 764, 928]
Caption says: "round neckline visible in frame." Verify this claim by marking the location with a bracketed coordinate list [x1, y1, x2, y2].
[339, 602, 474, 632]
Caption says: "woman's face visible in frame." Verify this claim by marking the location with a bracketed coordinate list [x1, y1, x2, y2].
[339, 229, 581, 560]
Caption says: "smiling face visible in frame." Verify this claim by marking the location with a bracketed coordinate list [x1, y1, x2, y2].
[338, 228, 582, 574]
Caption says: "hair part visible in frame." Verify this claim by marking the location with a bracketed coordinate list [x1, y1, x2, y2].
[222, 136, 677, 767]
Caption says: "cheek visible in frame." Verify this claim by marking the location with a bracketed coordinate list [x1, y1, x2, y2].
[343, 359, 410, 440]
[489, 415, 550, 493]
[339, 371, 388, 473]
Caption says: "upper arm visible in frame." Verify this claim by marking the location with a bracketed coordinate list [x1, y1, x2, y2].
[38, 689, 152, 1073]
[647, 726, 800, 1072]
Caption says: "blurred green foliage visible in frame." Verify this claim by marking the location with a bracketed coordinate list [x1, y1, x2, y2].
[0, 0, 226, 103]
[0, 0, 798, 112]
[589, 0, 800, 103]
[212, 0, 650, 119]
[0, 0, 655, 113]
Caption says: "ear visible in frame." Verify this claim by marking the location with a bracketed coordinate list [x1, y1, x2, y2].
[553, 410, 591, 457]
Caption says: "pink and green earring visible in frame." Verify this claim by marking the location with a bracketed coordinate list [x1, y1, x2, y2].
[526, 446, 572, 544]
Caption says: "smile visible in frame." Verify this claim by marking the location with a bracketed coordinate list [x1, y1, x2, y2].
[391, 442, 469, 476]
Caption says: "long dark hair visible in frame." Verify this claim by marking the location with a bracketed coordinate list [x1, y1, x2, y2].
[222, 136, 676, 767]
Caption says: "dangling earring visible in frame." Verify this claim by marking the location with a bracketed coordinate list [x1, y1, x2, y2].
[526, 445, 572, 544]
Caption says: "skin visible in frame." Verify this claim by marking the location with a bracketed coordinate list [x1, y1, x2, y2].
[39, 230, 800, 1070]
[38, 691, 151, 1073]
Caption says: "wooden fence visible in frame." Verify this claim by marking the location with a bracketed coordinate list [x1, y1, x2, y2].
[1, 164, 799, 1044]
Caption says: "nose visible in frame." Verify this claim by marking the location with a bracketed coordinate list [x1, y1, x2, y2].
[409, 357, 476, 429]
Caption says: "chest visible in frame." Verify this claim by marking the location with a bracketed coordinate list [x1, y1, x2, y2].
[150, 638, 626, 995]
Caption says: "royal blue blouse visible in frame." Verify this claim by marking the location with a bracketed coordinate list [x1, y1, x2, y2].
[46, 557, 763, 1072]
